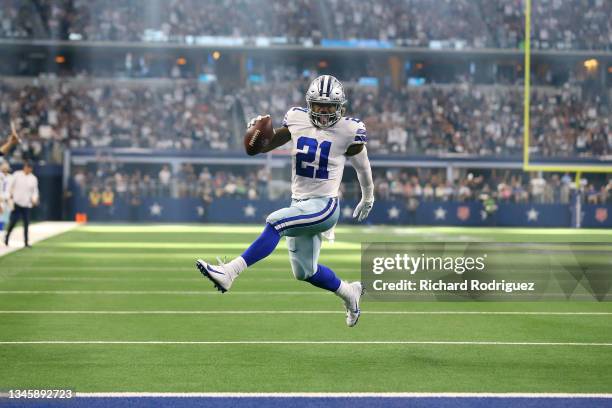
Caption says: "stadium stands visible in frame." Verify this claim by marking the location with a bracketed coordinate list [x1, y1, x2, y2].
[71, 161, 612, 206]
[1, 79, 608, 159]
[1, 0, 610, 50]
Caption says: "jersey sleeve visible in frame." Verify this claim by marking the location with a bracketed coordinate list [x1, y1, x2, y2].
[349, 120, 368, 146]
[282, 106, 308, 127]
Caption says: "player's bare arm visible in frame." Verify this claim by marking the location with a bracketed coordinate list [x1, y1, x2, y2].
[261, 126, 291, 153]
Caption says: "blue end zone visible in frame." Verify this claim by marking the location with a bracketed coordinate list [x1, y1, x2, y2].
[2, 397, 611, 408]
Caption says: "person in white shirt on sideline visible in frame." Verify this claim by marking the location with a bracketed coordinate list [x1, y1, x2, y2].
[0, 161, 12, 232]
[4, 161, 39, 248]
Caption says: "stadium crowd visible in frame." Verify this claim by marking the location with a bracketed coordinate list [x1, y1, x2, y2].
[370, 169, 612, 205]
[1, 0, 611, 50]
[1, 79, 609, 161]
[349, 84, 610, 157]
[70, 163, 612, 206]
[0, 80, 236, 162]
[71, 164, 271, 203]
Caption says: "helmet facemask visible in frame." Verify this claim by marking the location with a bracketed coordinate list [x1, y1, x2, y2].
[307, 100, 344, 128]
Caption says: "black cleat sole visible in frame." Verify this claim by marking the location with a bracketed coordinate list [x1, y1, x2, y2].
[195, 260, 228, 293]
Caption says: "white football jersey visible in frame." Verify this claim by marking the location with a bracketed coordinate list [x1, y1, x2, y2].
[282, 107, 367, 199]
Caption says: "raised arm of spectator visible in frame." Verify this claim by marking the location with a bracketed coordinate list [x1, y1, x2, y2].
[0, 122, 22, 156]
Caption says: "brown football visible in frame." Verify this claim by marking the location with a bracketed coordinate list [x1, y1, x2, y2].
[244, 115, 274, 156]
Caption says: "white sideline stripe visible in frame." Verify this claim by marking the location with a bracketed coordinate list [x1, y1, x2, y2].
[71, 392, 612, 398]
[1, 340, 611, 346]
[0, 222, 77, 258]
[0, 310, 611, 316]
[0, 391, 610, 398]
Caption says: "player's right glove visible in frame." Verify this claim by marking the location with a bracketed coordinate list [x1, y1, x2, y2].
[247, 114, 270, 129]
[353, 198, 374, 222]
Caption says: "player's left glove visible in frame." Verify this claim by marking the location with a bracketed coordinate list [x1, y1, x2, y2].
[353, 198, 374, 222]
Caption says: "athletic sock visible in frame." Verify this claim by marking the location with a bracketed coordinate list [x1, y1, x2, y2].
[240, 223, 281, 267]
[226, 256, 247, 277]
[305, 264, 341, 292]
[334, 280, 353, 302]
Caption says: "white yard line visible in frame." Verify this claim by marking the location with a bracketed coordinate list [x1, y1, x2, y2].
[0, 222, 77, 258]
[0, 310, 610, 316]
[71, 392, 612, 398]
[0, 340, 611, 346]
[10, 277, 207, 282]
[6, 266, 355, 271]
[0, 290, 606, 300]
[0, 290, 325, 295]
[6, 277, 324, 282]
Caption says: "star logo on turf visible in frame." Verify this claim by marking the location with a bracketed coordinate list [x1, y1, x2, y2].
[243, 204, 256, 217]
[527, 208, 539, 221]
[388, 206, 400, 219]
[196, 206, 205, 217]
[342, 206, 353, 218]
[150, 203, 163, 216]
[434, 207, 446, 220]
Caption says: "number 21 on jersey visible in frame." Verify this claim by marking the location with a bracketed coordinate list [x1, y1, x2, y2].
[295, 136, 331, 180]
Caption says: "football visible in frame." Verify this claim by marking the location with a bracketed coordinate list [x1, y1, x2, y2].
[244, 115, 274, 156]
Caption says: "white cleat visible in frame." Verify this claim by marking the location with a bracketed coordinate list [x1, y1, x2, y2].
[195, 258, 236, 293]
[344, 282, 364, 327]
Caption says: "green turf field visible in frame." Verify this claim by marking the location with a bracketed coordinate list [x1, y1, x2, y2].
[0, 225, 611, 393]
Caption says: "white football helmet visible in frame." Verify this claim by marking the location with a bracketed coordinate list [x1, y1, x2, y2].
[305, 75, 346, 128]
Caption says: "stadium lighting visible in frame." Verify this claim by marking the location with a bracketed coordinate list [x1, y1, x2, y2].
[583, 59, 598, 71]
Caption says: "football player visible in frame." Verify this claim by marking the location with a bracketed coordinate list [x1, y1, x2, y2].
[196, 75, 374, 327]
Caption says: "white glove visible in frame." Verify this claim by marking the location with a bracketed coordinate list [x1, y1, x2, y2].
[353, 198, 374, 222]
[247, 114, 270, 129]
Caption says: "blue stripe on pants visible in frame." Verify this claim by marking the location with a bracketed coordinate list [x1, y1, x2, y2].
[277, 199, 337, 233]
[271, 198, 333, 227]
